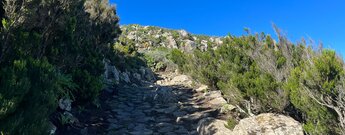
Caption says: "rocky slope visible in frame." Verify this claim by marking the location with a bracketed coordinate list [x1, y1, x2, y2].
[120, 24, 224, 53]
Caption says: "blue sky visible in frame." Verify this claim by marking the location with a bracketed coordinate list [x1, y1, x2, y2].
[111, 0, 345, 57]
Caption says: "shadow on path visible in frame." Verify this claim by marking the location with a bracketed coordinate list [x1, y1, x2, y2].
[54, 72, 223, 135]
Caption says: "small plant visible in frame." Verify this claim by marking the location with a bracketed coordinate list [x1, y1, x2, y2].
[225, 117, 238, 130]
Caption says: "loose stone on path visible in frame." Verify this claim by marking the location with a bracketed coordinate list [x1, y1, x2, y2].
[105, 72, 224, 135]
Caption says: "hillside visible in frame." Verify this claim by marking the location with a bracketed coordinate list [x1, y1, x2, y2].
[115, 24, 345, 135]
[0, 1, 344, 135]
[121, 24, 224, 52]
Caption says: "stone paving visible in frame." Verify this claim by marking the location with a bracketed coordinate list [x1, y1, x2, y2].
[106, 73, 220, 135]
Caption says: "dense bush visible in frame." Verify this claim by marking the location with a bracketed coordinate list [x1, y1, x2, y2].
[117, 24, 345, 134]
[170, 35, 287, 114]
[0, 0, 120, 134]
[112, 36, 147, 71]
[285, 49, 344, 134]
[0, 59, 68, 134]
[169, 31, 345, 134]
[169, 49, 188, 71]
[144, 47, 177, 72]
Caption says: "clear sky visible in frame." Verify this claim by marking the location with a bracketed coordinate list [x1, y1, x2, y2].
[110, 0, 345, 57]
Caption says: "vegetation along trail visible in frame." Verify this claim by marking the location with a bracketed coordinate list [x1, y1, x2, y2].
[1, 0, 344, 135]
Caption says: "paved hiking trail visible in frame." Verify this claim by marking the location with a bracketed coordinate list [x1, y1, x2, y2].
[55, 71, 303, 135]
[105, 72, 225, 135]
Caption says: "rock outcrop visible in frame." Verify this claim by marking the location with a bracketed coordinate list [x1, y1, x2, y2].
[231, 113, 303, 135]
[104, 60, 156, 85]
[197, 113, 303, 135]
[103, 59, 120, 84]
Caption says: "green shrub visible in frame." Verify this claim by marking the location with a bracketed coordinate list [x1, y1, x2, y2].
[0, 59, 66, 135]
[0, 0, 121, 134]
[143, 47, 176, 72]
[284, 49, 343, 134]
[144, 54, 156, 69]
[169, 49, 187, 68]
[169, 36, 287, 113]
[113, 37, 148, 71]
[275, 50, 287, 69]
[72, 69, 104, 103]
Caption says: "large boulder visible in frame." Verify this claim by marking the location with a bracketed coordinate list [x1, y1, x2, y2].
[231, 113, 303, 135]
[197, 117, 232, 135]
[197, 114, 303, 135]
